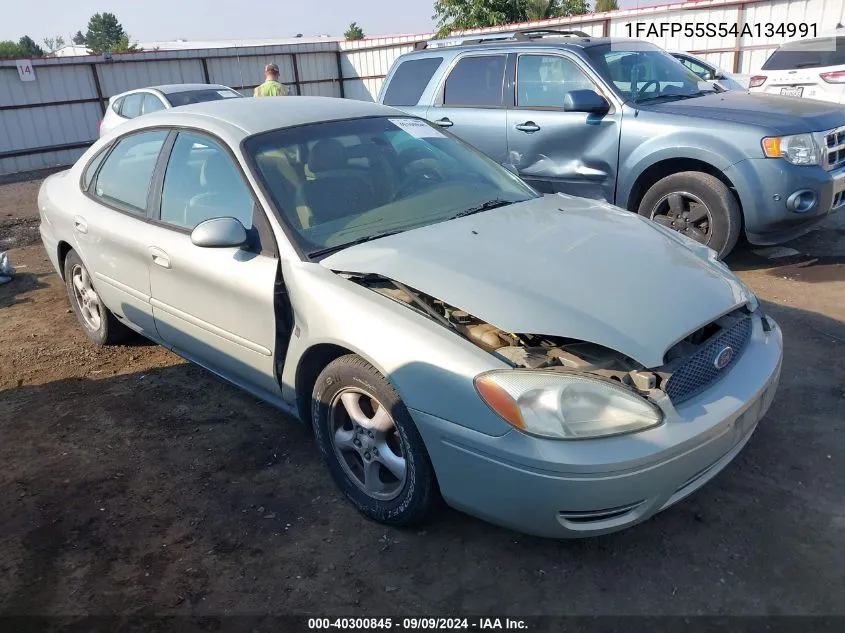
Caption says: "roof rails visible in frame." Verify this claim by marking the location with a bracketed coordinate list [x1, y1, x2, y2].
[414, 28, 591, 50]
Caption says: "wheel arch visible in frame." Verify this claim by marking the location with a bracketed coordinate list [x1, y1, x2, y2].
[57, 240, 74, 279]
[625, 157, 741, 217]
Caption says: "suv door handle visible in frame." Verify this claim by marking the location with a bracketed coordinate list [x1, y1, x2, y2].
[434, 117, 454, 128]
[148, 246, 171, 269]
[515, 121, 541, 133]
[72, 216, 88, 234]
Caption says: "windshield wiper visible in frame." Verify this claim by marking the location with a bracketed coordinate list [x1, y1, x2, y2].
[449, 199, 514, 219]
[636, 90, 712, 104]
[308, 228, 405, 259]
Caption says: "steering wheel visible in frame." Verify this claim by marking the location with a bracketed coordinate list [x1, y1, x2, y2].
[391, 168, 443, 201]
[635, 79, 659, 97]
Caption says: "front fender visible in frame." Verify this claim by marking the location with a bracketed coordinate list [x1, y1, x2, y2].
[278, 260, 513, 437]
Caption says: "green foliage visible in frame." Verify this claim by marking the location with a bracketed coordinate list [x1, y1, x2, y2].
[112, 35, 141, 53]
[433, 0, 591, 37]
[594, 0, 618, 12]
[85, 12, 130, 54]
[0, 36, 45, 59]
[72, 30, 86, 45]
[344, 22, 365, 40]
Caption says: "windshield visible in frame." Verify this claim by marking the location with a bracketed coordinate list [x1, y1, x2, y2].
[762, 37, 845, 70]
[166, 88, 243, 107]
[585, 44, 717, 103]
[244, 116, 538, 258]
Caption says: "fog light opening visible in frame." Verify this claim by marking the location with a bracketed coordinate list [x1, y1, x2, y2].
[786, 189, 816, 213]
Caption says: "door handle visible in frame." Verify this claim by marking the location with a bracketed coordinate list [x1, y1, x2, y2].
[72, 216, 88, 234]
[434, 117, 454, 128]
[515, 121, 541, 133]
[148, 246, 171, 269]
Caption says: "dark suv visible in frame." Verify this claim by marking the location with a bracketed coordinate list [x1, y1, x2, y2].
[378, 30, 845, 257]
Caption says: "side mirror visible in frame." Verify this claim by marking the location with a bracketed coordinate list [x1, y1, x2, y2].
[190, 217, 248, 248]
[563, 89, 610, 115]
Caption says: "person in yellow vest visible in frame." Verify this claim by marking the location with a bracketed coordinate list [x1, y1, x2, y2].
[254, 63, 290, 97]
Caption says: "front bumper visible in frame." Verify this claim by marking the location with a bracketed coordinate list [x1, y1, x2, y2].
[724, 158, 845, 245]
[411, 315, 783, 538]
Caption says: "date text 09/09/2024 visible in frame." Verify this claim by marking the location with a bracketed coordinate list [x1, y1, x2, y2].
[307, 618, 528, 630]
[626, 22, 817, 38]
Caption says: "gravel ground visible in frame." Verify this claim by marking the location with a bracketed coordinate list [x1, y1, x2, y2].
[1, 177, 844, 617]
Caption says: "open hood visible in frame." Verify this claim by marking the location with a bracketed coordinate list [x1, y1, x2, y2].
[321, 194, 751, 368]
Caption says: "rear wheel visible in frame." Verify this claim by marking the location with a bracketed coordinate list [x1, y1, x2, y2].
[311, 354, 440, 526]
[64, 250, 129, 345]
[638, 171, 741, 259]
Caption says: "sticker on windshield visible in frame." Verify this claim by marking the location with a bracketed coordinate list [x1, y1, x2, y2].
[389, 118, 446, 139]
[218, 90, 240, 98]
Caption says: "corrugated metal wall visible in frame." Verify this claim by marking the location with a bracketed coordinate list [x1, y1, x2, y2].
[0, 42, 342, 174]
[1, 0, 842, 174]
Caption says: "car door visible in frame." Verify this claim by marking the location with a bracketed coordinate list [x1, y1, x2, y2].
[77, 129, 169, 337]
[146, 130, 281, 399]
[506, 52, 621, 201]
[424, 53, 509, 165]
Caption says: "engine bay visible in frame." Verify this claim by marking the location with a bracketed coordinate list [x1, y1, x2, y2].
[349, 273, 668, 395]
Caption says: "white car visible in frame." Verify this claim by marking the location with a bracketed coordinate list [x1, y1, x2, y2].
[99, 84, 242, 137]
[749, 32, 845, 103]
[669, 51, 751, 90]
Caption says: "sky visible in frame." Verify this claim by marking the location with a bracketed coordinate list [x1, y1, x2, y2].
[0, 0, 653, 44]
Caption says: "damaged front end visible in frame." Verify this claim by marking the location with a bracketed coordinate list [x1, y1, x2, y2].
[345, 272, 760, 409]
[345, 272, 664, 397]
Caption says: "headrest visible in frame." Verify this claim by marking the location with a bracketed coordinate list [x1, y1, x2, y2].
[308, 138, 347, 173]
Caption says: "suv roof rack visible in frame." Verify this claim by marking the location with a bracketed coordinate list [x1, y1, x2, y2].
[414, 28, 591, 50]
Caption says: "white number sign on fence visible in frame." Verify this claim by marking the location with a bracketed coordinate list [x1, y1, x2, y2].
[16, 60, 36, 82]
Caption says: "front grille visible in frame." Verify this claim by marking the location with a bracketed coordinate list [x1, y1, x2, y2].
[664, 316, 753, 404]
[824, 126, 845, 171]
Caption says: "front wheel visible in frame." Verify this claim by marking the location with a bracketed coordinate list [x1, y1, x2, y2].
[311, 354, 440, 526]
[638, 171, 742, 259]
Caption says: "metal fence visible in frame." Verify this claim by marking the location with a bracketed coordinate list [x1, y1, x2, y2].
[1, 0, 842, 175]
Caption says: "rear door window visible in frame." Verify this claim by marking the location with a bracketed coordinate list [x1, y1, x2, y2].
[762, 37, 845, 70]
[443, 55, 507, 107]
[120, 93, 143, 118]
[92, 130, 168, 214]
[383, 57, 443, 106]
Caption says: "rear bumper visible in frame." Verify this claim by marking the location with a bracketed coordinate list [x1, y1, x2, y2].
[411, 315, 783, 538]
[724, 158, 844, 245]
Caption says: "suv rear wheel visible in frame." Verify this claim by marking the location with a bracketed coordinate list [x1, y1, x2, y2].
[638, 171, 741, 259]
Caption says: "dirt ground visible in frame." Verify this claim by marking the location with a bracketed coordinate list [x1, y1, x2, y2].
[1, 177, 844, 618]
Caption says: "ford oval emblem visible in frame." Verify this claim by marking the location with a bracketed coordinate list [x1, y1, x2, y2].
[714, 346, 734, 370]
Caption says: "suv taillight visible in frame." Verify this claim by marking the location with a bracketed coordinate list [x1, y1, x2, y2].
[820, 70, 845, 84]
[749, 75, 767, 88]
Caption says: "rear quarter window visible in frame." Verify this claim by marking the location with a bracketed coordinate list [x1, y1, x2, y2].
[382, 57, 443, 106]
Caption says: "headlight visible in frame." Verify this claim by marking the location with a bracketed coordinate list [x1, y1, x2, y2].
[762, 134, 819, 165]
[475, 370, 663, 440]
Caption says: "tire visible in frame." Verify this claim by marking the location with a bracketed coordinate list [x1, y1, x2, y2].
[637, 171, 742, 259]
[63, 250, 130, 346]
[311, 354, 440, 526]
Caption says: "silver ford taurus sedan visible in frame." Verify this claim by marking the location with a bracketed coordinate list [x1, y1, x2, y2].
[38, 97, 783, 538]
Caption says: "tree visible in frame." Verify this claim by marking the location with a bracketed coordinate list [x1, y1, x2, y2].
[112, 35, 141, 53]
[433, 0, 590, 37]
[525, 0, 555, 20]
[72, 30, 86, 45]
[43, 35, 66, 54]
[594, 0, 618, 11]
[85, 12, 133, 54]
[17, 36, 44, 57]
[344, 22, 365, 40]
